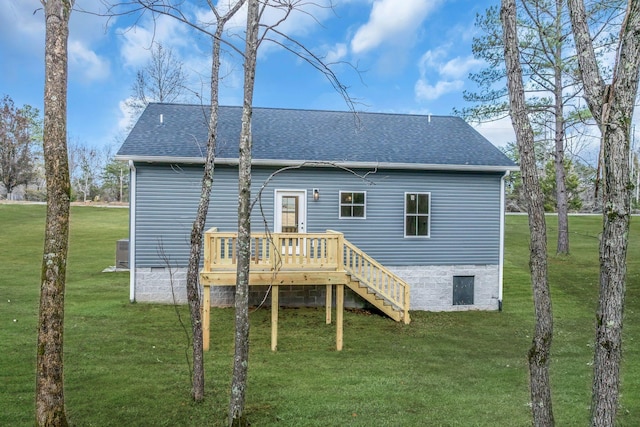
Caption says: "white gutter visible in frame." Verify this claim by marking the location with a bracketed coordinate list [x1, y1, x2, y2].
[114, 155, 520, 173]
[128, 160, 137, 303]
[498, 170, 510, 311]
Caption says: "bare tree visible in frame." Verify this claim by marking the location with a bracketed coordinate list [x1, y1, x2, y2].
[501, 0, 555, 424]
[229, 2, 259, 424]
[69, 143, 101, 202]
[36, 0, 73, 425]
[567, 0, 640, 424]
[104, 0, 247, 401]
[225, 1, 359, 422]
[0, 95, 39, 200]
[185, 0, 246, 402]
[127, 42, 188, 120]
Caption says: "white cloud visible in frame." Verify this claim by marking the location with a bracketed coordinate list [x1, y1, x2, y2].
[439, 56, 483, 80]
[324, 43, 348, 64]
[117, 97, 139, 134]
[69, 41, 110, 82]
[419, 47, 445, 65]
[0, 0, 45, 58]
[415, 79, 463, 101]
[119, 14, 190, 68]
[472, 117, 516, 148]
[418, 48, 481, 79]
[120, 27, 154, 68]
[351, 0, 440, 54]
[415, 46, 482, 102]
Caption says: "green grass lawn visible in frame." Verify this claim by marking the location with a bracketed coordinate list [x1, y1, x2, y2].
[1, 204, 638, 426]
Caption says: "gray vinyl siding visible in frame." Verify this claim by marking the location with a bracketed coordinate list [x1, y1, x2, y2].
[134, 163, 503, 267]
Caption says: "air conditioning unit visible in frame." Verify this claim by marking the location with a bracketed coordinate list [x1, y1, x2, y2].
[116, 239, 129, 269]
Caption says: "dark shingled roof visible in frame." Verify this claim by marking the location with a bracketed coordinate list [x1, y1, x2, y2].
[116, 103, 516, 170]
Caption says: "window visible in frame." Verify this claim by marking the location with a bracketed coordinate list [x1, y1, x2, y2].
[404, 192, 430, 237]
[339, 191, 366, 218]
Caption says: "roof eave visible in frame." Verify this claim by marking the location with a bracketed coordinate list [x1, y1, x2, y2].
[115, 155, 519, 172]
[115, 155, 206, 164]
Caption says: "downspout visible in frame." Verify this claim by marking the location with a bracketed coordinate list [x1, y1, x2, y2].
[128, 160, 137, 303]
[498, 170, 510, 311]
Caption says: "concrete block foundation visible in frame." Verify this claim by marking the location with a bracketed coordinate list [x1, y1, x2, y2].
[133, 264, 500, 312]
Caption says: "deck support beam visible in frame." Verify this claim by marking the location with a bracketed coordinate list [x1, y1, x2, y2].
[271, 285, 279, 351]
[325, 284, 332, 324]
[336, 284, 344, 351]
[203, 284, 210, 351]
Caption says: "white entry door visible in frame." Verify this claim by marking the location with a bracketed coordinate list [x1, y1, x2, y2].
[274, 190, 307, 233]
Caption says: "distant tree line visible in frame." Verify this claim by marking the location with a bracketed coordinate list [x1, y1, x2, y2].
[1, 41, 192, 205]
[501, 140, 598, 213]
[0, 94, 129, 203]
[501, 131, 640, 214]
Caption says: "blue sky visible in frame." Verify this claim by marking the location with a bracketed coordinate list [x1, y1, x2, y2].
[0, 0, 516, 153]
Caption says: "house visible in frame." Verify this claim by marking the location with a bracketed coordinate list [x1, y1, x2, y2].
[116, 103, 517, 315]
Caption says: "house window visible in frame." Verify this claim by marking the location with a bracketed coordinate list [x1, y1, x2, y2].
[339, 191, 366, 218]
[404, 192, 430, 237]
[453, 276, 475, 305]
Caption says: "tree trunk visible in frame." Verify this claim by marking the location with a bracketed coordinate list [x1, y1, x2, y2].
[185, 181, 208, 403]
[229, 0, 259, 425]
[185, 0, 244, 397]
[591, 115, 629, 425]
[567, 1, 640, 424]
[553, 0, 569, 255]
[501, 0, 555, 425]
[184, 27, 223, 407]
[590, 9, 640, 424]
[36, 1, 73, 426]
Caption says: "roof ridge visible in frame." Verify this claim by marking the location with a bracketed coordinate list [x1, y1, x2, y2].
[145, 102, 458, 119]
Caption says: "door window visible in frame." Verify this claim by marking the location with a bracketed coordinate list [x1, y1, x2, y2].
[281, 195, 299, 233]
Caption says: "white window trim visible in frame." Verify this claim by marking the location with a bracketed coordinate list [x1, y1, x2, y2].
[339, 190, 367, 219]
[403, 191, 431, 238]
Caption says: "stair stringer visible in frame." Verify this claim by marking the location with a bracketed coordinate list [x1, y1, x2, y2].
[345, 275, 404, 322]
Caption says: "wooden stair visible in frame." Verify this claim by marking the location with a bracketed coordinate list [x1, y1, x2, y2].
[341, 238, 411, 324]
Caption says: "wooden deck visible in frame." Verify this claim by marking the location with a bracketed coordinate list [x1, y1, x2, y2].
[200, 228, 411, 351]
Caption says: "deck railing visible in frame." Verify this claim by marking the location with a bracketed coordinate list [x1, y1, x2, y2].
[202, 227, 410, 323]
[203, 227, 342, 272]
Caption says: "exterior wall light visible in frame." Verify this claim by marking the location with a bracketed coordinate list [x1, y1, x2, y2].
[313, 188, 320, 201]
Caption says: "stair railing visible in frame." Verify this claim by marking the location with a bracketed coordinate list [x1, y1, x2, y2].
[327, 231, 410, 323]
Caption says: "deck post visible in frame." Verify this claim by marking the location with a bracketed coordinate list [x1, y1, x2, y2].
[336, 284, 344, 351]
[203, 284, 211, 351]
[404, 285, 410, 324]
[325, 284, 332, 324]
[335, 232, 344, 269]
[203, 227, 214, 270]
[271, 285, 279, 351]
